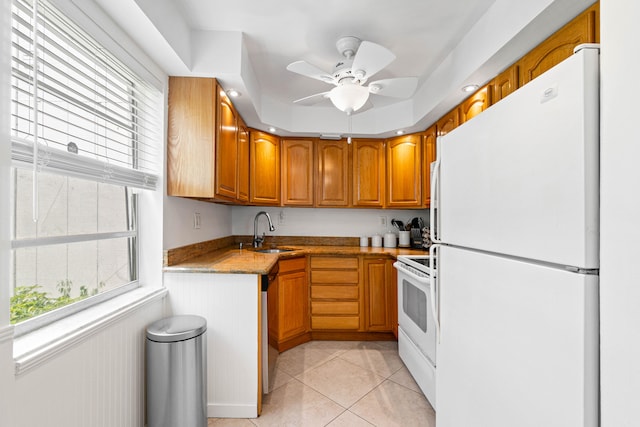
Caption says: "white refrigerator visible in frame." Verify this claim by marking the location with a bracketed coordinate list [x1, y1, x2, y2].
[430, 45, 599, 427]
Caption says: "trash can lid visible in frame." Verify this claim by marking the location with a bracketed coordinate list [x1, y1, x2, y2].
[146, 315, 207, 342]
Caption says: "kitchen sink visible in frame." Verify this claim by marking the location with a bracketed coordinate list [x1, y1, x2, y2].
[255, 248, 294, 254]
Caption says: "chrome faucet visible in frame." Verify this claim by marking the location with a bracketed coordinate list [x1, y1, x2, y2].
[253, 211, 275, 248]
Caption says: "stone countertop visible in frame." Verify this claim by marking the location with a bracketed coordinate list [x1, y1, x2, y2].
[163, 244, 429, 275]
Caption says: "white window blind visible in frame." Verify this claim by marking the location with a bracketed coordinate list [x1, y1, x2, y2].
[10, 0, 161, 190]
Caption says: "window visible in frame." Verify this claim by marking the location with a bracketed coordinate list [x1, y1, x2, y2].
[10, 0, 161, 332]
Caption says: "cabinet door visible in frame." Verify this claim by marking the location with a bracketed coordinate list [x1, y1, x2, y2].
[491, 64, 519, 105]
[352, 139, 385, 207]
[236, 117, 250, 203]
[316, 140, 350, 207]
[278, 270, 309, 340]
[423, 125, 437, 208]
[364, 258, 396, 332]
[215, 88, 239, 200]
[250, 130, 281, 205]
[282, 138, 314, 206]
[518, 3, 598, 86]
[436, 108, 459, 137]
[167, 77, 215, 197]
[459, 85, 491, 124]
[386, 134, 422, 208]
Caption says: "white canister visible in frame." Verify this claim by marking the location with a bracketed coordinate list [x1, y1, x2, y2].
[398, 230, 411, 247]
[360, 236, 368, 247]
[383, 232, 397, 248]
[371, 234, 382, 247]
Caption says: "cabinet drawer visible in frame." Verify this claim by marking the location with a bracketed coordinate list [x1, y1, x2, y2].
[311, 285, 359, 300]
[279, 257, 306, 274]
[312, 316, 360, 330]
[310, 257, 358, 270]
[311, 270, 359, 284]
[311, 301, 359, 315]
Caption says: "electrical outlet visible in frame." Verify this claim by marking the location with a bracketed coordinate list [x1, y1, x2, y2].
[278, 210, 285, 225]
[379, 216, 387, 227]
[193, 212, 201, 229]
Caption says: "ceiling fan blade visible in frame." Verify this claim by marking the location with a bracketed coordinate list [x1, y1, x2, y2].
[368, 77, 418, 98]
[286, 61, 334, 83]
[293, 91, 331, 106]
[351, 41, 396, 80]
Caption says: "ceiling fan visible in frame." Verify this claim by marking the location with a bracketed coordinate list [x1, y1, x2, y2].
[286, 36, 418, 115]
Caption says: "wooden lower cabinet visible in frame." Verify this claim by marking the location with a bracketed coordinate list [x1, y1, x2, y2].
[268, 257, 309, 351]
[310, 256, 362, 331]
[363, 258, 398, 335]
[269, 254, 399, 350]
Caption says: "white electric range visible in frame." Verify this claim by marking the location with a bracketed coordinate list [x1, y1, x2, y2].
[394, 254, 437, 407]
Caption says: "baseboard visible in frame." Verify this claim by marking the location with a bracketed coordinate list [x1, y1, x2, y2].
[208, 403, 258, 419]
[311, 331, 397, 341]
[274, 332, 311, 352]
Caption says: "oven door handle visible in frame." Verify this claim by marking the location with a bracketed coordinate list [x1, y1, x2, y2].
[430, 244, 441, 343]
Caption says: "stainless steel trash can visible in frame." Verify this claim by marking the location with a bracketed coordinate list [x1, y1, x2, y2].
[146, 315, 207, 427]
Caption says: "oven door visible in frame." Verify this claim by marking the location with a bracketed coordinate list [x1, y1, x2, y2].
[395, 262, 437, 365]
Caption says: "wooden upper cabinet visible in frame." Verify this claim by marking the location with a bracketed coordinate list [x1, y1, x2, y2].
[167, 77, 216, 198]
[237, 116, 250, 203]
[422, 125, 437, 208]
[437, 108, 459, 136]
[167, 77, 246, 203]
[459, 85, 491, 124]
[386, 134, 422, 208]
[352, 139, 385, 208]
[250, 130, 281, 205]
[281, 138, 314, 206]
[316, 140, 350, 207]
[491, 64, 519, 105]
[215, 90, 239, 201]
[518, 2, 598, 86]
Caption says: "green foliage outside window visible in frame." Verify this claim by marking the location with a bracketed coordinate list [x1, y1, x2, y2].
[10, 280, 105, 324]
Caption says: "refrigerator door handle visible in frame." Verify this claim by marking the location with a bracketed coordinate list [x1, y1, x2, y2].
[430, 138, 442, 244]
[429, 243, 441, 343]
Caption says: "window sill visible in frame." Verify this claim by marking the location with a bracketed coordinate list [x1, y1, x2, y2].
[13, 287, 167, 375]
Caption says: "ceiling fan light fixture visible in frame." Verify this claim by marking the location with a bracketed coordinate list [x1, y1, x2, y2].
[329, 82, 369, 114]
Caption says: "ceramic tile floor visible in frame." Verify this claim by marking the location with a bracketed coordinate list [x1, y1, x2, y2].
[208, 340, 436, 427]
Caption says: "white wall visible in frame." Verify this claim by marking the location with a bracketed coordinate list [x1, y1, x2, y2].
[13, 298, 165, 427]
[165, 273, 260, 418]
[231, 206, 429, 240]
[599, 1, 640, 426]
[163, 196, 233, 249]
[0, 0, 14, 425]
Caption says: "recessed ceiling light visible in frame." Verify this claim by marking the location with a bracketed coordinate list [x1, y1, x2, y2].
[396, 130, 405, 135]
[268, 127, 276, 133]
[227, 89, 240, 97]
[462, 84, 479, 93]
